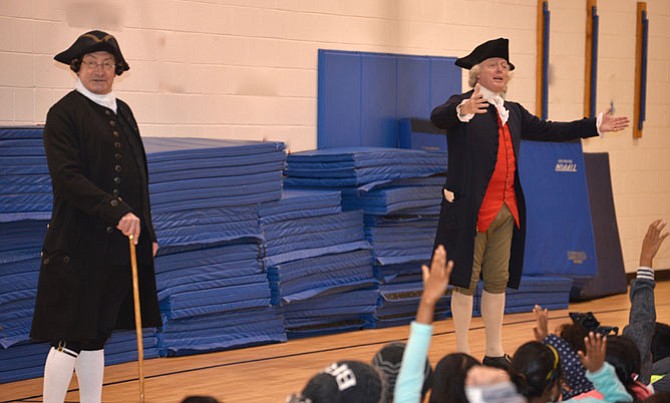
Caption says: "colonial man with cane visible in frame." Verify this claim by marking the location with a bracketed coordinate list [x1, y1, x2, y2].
[30, 30, 161, 403]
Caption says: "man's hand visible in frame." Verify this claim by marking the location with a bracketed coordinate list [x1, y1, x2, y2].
[599, 107, 630, 133]
[117, 212, 141, 244]
[578, 332, 607, 373]
[461, 84, 489, 115]
[532, 304, 549, 341]
[639, 219, 668, 267]
[152, 242, 159, 257]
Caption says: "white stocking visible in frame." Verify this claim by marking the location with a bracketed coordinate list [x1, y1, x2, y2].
[43, 346, 77, 403]
[75, 349, 105, 403]
[481, 290, 506, 357]
[451, 291, 474, 353]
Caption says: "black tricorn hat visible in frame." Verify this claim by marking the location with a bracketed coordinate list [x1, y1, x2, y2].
[54, 30, 129, 75]
[455, 38, 515, 71]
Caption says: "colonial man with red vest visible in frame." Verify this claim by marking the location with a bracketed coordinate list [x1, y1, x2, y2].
[430, 38, 629, 368]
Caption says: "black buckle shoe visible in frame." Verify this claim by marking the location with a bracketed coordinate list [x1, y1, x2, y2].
[482, 354, 512, 370]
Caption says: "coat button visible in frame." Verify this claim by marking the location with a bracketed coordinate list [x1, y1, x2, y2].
[114, 142, 121, 149]
[109, 120, 116, 127]
[110, 199, 119, 207]
[113, 131, 120, 138]
[115, 165, 122, 173]
[115, 153, 122, 160]
[43, 258, 50, 265]
[105, 110, 111, 116]
[113, 189, 120, 196]
[63, 256, 70, 264]
[113, 177, 122, 185]
[106, 226, 114, 234]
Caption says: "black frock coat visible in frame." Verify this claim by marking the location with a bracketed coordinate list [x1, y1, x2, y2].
[430, 90, 599, 289]
[30, 91, 162, 342]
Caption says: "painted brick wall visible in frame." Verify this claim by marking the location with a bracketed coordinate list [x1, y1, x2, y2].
[0, 0, 668, 272]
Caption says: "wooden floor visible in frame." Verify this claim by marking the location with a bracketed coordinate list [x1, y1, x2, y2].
[3, 280, 669, 403]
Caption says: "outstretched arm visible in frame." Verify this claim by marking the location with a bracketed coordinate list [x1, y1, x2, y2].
[622, 219, 668, 383]
[416, 245, 454, 324]
[395, 245, 453, 403]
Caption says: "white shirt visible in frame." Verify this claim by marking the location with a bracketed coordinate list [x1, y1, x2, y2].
[457, 85, 509, 125]
[75, 77, 117, 114]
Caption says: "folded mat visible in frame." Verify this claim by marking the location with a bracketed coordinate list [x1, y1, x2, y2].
[157, 306, 286, 356]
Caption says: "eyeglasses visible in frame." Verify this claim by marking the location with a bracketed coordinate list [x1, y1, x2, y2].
[82, 60, 115, 71]
[483, 61, 510, 71]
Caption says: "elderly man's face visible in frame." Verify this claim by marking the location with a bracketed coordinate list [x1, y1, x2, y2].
[78, 51, 116, 95]
[477, 57, 510, 93]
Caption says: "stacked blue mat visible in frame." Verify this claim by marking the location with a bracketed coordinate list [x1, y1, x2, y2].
[0, 127, 51, 222]
[0, 127, 162, 382]
[144, 138, 288, 356]
[260, 189, 378, 338]
[284, 147, 449, 327]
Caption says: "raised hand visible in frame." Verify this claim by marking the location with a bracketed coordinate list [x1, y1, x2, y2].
[461, 84, 489, 115]
[421, 245, 454, 304]
[639, 219, 669, 267]
[532, 305, 549, 341]
[416, 245, 454, 324]
[578, 332, 607, 373]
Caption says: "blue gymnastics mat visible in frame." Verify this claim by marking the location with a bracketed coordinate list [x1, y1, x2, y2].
[285, 147, 447, 187]
[259, 189, 342, 224]
[263, 210, 365, 257]
[375, 280, 451, 328]
[154, 205, 261, 248]
[341, 176, 444, 215]
[157, 306, 286, 357]
[283, 286, 379, 339]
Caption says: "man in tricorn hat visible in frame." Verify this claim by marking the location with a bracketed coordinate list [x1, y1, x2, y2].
[30, 30, 161, 403]
[430, 38, 629, 368]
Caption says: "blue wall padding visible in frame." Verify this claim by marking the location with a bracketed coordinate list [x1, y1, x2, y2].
[398, 118, 447, 152]
[317, 51, 362, 148]
[518, 141, 597, 277]
[317, 50, 460, 149]
[362, 54, 397, 147]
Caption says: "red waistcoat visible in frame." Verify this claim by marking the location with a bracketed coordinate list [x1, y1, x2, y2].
[476, 115, 520, 232]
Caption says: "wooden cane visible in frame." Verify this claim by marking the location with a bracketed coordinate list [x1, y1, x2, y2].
[128, 235, 145, 403]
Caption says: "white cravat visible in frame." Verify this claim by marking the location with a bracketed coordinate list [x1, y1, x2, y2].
[457, 85, 509, 125]
[75, 77, 117, 114]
